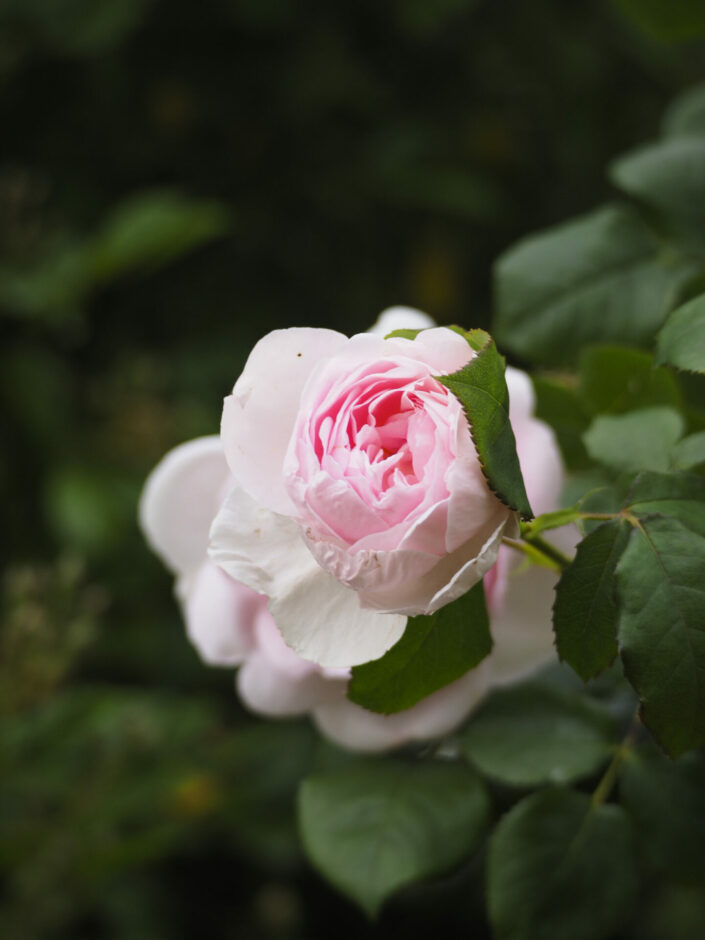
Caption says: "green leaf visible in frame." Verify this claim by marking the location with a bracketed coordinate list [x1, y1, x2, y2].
[493, 203, 694, 364]
[610, 138, 705, 227]
[616, 515, 705, 756]
[384, 328, 424, 340]
[0, 240, 90, 325]
[612, 0, 705, 42]
[0, 191, 228, 327]
[44, 464, 136, 556]
[532, 375, 590, 469]
[620, 745, 705, 883]
[348, 581, 491, 714]
[437, 331, 532, 518]
[583, 407, 685, 473]
[553, 519, 631, 680]
[87, 191, 229, 282]
[578, 345, 681, 415]
[672, 430, 705, 469]
[487, 788, 637, 940]
[575, 477, 628, 516]
[298, 760, 489, 917]
[460, 682, 618, 787]
[662, 82, 705, 139]
[625, 470, 705, 537]
[656, 293, 705, 374]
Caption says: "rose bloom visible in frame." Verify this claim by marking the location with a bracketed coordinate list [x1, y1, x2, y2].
[209, 312, 529, 668]
[140, 309, 566, 751]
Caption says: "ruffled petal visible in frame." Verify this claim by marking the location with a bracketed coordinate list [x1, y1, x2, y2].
[222, 327, 348, 515]
[209, 485, 407, 667]
[139, 436, 229, 578]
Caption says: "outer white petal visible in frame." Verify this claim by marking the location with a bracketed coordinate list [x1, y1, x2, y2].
[181, 561, 257, 667]
[312, 660, 490, 753]
[367, 306, 436, 336]
[221, 327, 348, 515]
[209, 485, 407, 667]
[139, 436, 228, 578]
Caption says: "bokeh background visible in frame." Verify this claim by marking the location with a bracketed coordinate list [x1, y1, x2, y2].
[2, 1, 705, 938]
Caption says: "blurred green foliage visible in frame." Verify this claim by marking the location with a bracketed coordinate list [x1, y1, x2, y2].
[2, 0, 705, 937]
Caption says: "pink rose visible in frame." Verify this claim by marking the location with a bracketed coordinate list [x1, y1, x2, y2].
[139, 309, 566, 752]
[211, 317, 523, 668]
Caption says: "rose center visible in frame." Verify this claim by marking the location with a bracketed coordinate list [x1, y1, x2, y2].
[313, 372, 452, 503]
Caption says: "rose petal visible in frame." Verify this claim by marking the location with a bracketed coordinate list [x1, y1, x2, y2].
[353, 510, 515, 615]
[410, 326, 475, 374]
[506, 366, 536, 423]
[208, 485, 407, 667]
[368, 306, 436, 336]
[488, 526, 577, 685]
[237, 650, 344, 717]
[514, 418, 565, 519]
[222, 327, 349, 515]
[293, 329, 472, 402]
[182, 561, 257, 666]
[139, 436, 229, 578]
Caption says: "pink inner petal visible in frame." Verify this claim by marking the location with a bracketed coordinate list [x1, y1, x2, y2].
[287, 355, 464, 553]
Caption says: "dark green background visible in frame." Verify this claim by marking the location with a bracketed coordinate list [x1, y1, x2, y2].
[2, 1, 704, 937]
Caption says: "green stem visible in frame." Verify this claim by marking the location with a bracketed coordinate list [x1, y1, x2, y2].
[592, 709, 641, 807]
[501, 537, 563, 572]
[522, 533, 573, 570]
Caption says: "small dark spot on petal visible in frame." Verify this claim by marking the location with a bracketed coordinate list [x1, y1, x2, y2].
[297, 352, 302, 357]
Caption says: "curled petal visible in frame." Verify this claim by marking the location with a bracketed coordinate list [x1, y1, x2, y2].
[208, 485, 407, 667]
[352, 510, 516, 615]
